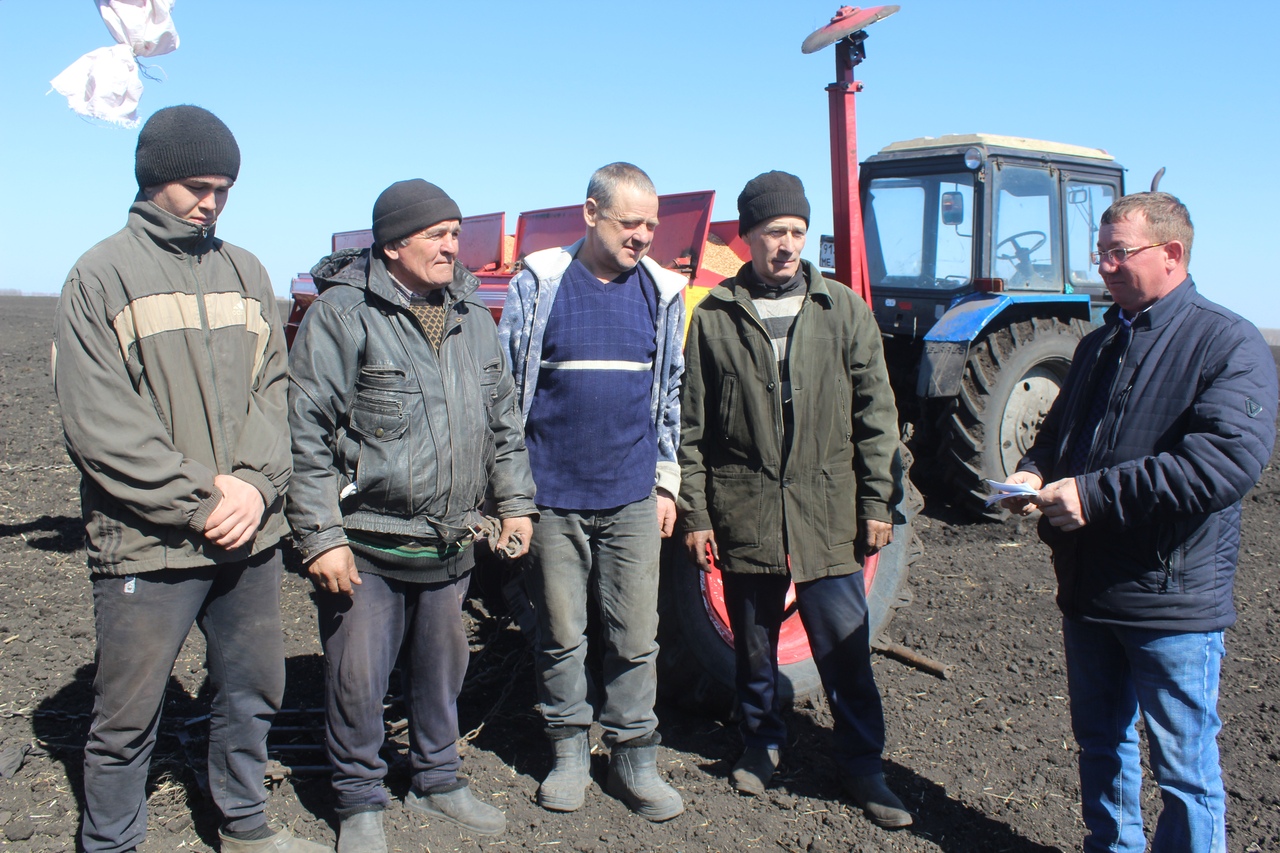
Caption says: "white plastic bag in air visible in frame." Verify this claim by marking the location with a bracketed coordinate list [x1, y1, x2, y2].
[49, 1, 180, 127]
[98, 0, 179, 58]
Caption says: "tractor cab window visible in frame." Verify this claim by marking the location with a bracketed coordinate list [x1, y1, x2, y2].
[863, 172, 974, 291]
[1064, 180, 1116, 293]
[991, 165, 1061, 291]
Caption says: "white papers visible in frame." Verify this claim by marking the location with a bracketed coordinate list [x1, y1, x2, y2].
[984, 479, 1039, 508]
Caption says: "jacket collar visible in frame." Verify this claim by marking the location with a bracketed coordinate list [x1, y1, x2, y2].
[128, 199, 218, 257]
[523, 238, 687, 302]
[1102, 275, 1195, 331]
[310, 248, 480, 307]
[710, 259, 834, 307]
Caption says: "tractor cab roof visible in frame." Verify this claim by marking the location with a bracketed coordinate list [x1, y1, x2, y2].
[867, 133, 1119, 171]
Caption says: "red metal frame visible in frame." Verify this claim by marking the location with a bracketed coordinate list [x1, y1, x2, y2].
[827, 35, 873, 305]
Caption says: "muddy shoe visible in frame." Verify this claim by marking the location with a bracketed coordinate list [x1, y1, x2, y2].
[337, 810, 386, 853]
[218, 827, 334, 852]
[538, 727, 592, 812]
[843, 772, 913, 828]
[606, 739, 684, 822]
[730, 746, 779, 796]
[405, 783, 506, 836]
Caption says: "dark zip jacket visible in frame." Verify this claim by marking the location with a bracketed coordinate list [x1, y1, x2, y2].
[285, 249, 536, 563]
[54, 201, 291, 574]
[1019, 277, 1277, 631]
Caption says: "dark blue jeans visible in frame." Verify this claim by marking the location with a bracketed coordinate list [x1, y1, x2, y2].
[316, 561, 470, 813]
[526, 496, 660, 746]
[722, 570, 885, 776]
[1063, 617, 1227, 853]
[81, 549, 285, 853]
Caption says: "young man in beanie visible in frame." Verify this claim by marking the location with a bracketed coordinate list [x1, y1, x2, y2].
[676, 171, 912, 828]
[287, 179, 536, 849]
[54, 106, 329, 852]
[498, 162, 686, 821]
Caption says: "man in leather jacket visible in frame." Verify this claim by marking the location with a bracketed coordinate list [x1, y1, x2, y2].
[287, 180, 536, 850]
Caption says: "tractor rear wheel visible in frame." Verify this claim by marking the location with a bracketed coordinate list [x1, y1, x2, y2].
[657, 444, 922, 718]
[938, 317, 1086, 520]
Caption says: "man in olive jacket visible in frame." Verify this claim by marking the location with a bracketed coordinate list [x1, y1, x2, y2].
[54, 107, 327, 853]
[677, 172, 910, 828]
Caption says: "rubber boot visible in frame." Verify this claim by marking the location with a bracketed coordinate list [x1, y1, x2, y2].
[538, 727, 592, 812]
[606, 737, 684, 822]
[729, 746, 779, 796]
[405, 782, 506, 836]
[217, 827, 334, 852]
[843, 771, 913, 828]
[337, 810, 386, 853]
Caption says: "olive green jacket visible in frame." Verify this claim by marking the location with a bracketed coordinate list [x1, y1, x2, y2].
[676, 261, 897, 582]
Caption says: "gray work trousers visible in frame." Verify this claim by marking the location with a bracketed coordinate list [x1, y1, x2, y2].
[526, 495, 661, 746]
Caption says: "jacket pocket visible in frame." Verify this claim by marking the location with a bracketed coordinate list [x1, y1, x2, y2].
[356, 363, 410, 391]
[708, 469, 763, 553]
[479, 357, 502, 409]
[717, 374, 739, 439]
[822, 469, 857, 548]
[347, 392, 409, 513]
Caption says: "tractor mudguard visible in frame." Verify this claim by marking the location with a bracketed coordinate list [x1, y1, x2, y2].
[916, 293, 1091, 399]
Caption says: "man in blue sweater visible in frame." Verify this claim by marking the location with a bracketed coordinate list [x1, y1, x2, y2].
[498, 163, 686, 821]
[1002, 193, 1277, 853]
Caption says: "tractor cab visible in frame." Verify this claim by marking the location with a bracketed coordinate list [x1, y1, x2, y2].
[853, 134, 1124, 340]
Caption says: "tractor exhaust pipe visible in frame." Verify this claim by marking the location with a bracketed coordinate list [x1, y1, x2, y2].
[1150, 167, 1166, 192]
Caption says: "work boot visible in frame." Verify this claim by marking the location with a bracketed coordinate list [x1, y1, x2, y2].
[538, 726, 592, 812]
[843, 771, 913, 828]
[337, 810, 386, 853]
[405, 782, 506, 836]
[729, 746, 780, 796]
[606, 736, 684, 822]
[217, 826, 334, 852]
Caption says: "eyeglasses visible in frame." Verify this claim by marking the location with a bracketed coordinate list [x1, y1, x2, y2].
[1090, 242, 1168, 266]
[599, 211, 659, 232]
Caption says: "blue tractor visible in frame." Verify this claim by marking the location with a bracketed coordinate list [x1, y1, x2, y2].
[849, 133, 1126, 517]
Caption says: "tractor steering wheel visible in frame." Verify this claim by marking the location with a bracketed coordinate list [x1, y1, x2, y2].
[995, 230, 1048, 261]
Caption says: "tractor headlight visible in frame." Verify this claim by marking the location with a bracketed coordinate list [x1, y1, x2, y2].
[964, 147, 983, 170]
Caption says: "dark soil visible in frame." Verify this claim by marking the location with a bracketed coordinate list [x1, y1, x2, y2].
[0, 295, 1276, 852]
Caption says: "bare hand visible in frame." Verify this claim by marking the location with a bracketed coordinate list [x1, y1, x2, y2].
[684, 529, 718, 572]
[656, 491, 677, 539]
[204, 474, 266, 550]
[860, 519, 893, 556]
[1035, 478, 1087, 531]
[999, 471, 1045, 517]
[497, 516, 533, 559]
[308, 545, 361, 596]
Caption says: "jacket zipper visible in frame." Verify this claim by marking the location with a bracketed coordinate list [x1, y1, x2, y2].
[190, 234, 233, 474]
[1082, 325, 1134, 473]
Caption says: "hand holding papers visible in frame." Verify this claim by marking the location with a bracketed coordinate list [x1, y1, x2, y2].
[984, 479, 1039, 508]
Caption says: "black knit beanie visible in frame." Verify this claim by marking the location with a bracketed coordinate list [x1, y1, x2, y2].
[737, 171, 811, 236]
[134, 105, 240, 189]
[372, 180, 462, 246]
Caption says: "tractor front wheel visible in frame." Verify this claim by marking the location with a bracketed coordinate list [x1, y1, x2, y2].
[937, 317, 1087, 520]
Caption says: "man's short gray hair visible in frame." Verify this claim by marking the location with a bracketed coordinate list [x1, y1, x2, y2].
[586, 162, 657, 212]
[1102, 192, 1194, 267]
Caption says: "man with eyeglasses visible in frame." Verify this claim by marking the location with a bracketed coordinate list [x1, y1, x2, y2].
[498, 162, 686, 821]
[1000, 192, 1277, 853]
[676, 172, 911, 828]
[288, 179, 537, 849]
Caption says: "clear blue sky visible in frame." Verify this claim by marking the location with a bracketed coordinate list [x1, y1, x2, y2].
[3, 1, 1277, 328]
